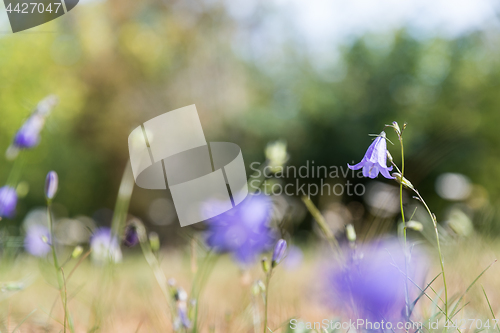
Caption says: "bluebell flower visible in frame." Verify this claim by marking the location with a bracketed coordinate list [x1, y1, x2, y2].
[45, 171, 59, 201]
[348, 132, 394, 179]
[324, 239, 425, 322]
[9, 95, 57, 153]
[0, 186, 18, 218]
[90, 227, 122, 263]
[124, 224, 139, 247]
[271, 239, 287, 267]
[13, 114, 45, 149]
[177, 306, 190, 330]
[205, 194, 276, 265]
[24, 224, 51, 257]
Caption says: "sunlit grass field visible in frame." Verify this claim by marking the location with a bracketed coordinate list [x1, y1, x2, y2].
[1, 234, 499, 332]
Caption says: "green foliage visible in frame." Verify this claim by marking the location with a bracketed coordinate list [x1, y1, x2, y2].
[2, 1, 500, 234]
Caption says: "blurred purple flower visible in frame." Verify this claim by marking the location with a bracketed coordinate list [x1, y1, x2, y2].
[45, 171, 59, 201]
[13, 114, 45, 149]
[272, 239, 287, 267]
[124, 225, 139, 247]
[348, 132, 394, 179]
[90, 227, 122, 263]
[325, 239, 425, 322]
[0, 186, 17, 218]
[205, 194, 276, 265]
[10, 95, 57, 152]
[177, 306, 190, 329]
[24, 224, 51, 257]
[174, 288, 190, 330]
[283, 245, 303, 270]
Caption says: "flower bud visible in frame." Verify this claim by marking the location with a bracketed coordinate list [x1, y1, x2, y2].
[72, 245, 84, 258]
[168, 278, 177, 287]
[41, 235, 49, 244]
[44, 171, 58, 201]
[406, 221, 423, 232]
[251, 281, 262, 296]
[149, 231, 160, 252]
[261, 257, 270, 273]
[175, 287, 188, 302]
[265, 140, 289, 172]
[271, 239, 287, 268]
[392, 121, 401, 136]
[257, 279, 266, 292]
[1, 282, 24, 292]
[392, 173, 414, 190]
[386, 150, 393, 164]
[0, 186, 17, 218]
[346, 224, 356, 242]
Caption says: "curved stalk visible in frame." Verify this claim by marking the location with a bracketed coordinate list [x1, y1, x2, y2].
[413, 189, 448, 321]
[398, 138, 411, 321]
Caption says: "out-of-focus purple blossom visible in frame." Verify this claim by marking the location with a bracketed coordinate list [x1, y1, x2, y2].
[45, 171, 58, 201]
[35, 95, 58, 116]
[0, 186, 18, 218]
[9, 95, 58, 152]
[205, 194, 276, 265]
[283, 246, 303, 271]
[124, 225, 139, 247]
[348, 132, 394, 179]
[13, 114, 45, 149]
[90, 227, 122, 263]
[324, 239, 426, 322]
[174, 288, 190, 330]
[177, 306, 190, 329]
[24, 224, 51, 257]
[271, 239, 287, 267]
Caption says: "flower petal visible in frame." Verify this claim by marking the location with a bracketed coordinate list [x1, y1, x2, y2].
[368, 165, 379, 178]
[347, 160, 365, 170]
[362, 164, 373, 178]
[379, 166, 395, 179]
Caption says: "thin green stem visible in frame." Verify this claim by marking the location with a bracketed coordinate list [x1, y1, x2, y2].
[301, 196, 341, 256]
[47, 202, 67, 333]
[263, 271, 271, 333]
[413, 189, 448, 322]
[191, 250, 217, 333]
[398, 137, 410, 322]
[134, 221, 175, 324]
[110, 163, 134, 239]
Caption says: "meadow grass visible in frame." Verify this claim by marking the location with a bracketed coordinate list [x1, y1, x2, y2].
[0, 235, 498, 332]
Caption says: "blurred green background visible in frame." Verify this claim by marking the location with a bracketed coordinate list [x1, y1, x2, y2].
[1, 0, 500, 241]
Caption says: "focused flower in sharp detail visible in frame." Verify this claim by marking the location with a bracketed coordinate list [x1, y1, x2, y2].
[90, 227, 122, 264]
[205, 194, 276, 265]
[348, 131, 394, 179]
[0, 186, 18, 218]
[24, 224, 51, 257]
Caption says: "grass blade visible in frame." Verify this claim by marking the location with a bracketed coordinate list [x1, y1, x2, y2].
[482, 286, 500, 333]
[11, 309, 36, 332]
[450, 260, 496, 318]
